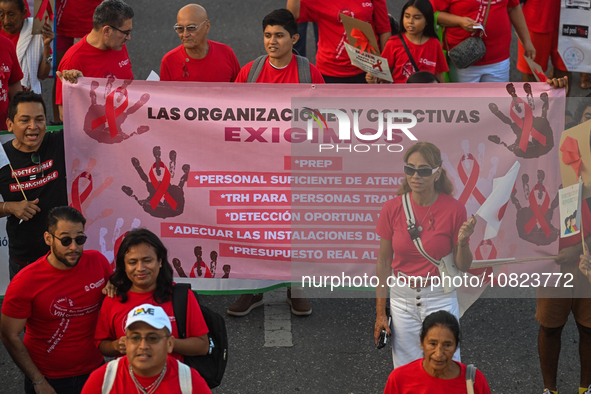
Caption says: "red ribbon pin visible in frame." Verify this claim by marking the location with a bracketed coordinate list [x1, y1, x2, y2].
[35, 0, 54, 22]
[510, 98, 546, 153]
[91, 86, 129, 138]
[148, 162, 178, 210]
[559, 136, 582, 177]
[372, 59, 383, 72]
[524, 184, 551, 237]
[457, 153, 486, 205]
[70, 171, 93, 213]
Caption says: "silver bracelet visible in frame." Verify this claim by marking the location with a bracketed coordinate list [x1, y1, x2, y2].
[2, 201, 7, 216]
[32, 376, 45, 386]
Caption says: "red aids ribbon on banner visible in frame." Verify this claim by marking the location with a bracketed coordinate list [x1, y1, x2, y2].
[91, 86, 129, 138]
[524, 184, 552, 237]
[70, 171, 93, 213]
[560, 136, 582, 177]
[372, 59, 383, 72]
[474, 239, 497, 260]
[457, 154, 486, 205]
[351, 28, 375, 54]
[510, 98, 546, 153]
[148, 162, 177, 210]
[35, 0, 54, 22]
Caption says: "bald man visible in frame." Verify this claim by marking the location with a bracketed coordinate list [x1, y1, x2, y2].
[160, 4, 240, 82]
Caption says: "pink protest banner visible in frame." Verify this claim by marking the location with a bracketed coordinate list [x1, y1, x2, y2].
[59, 78, 564, 295]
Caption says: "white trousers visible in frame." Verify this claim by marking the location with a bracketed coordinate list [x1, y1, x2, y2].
[389, 281, 461, 368]
[449, 58, 510, 83]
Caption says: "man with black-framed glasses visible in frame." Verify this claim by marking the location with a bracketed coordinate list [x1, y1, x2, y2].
[1, 206, 112, 394]
[0, 91, 68, 280]
[56, 0, 134, 121]
[160, 4, 240, 82]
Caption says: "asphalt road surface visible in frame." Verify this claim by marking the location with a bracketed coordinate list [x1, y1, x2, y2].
[3, 0, 590, 393]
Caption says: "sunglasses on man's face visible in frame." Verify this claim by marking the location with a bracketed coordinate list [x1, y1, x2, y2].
[403, 165, 439, 178]
[50, 234, 88, 247]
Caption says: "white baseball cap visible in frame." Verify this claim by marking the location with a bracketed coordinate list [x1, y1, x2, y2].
[125, 303, 172, 333]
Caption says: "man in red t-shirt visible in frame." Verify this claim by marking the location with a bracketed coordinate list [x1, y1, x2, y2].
[0, 206, 112, 394]
[82, 304, 211, 394]
[0, 33, 23, 129]
[52, 0, 102, 120]
[234, 9, 324, 84]
[230, 9, 322, 317]
[160, 4, 240, 82]
[56, 0, 134, 121]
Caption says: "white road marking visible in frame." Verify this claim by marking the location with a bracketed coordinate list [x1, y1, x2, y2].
[263, 288, 292, 347]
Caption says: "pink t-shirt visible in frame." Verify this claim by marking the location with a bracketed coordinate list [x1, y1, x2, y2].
[381, 36, 448, 83]
[95, 287, 209, 362]
[375, 192, 466, 277]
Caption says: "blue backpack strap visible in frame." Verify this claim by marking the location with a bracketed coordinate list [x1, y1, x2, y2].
[246, 55, 268, 82]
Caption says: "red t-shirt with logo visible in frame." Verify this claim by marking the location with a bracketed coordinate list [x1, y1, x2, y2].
[521, 0, 560, 34]
[375, 193, 466, 277]
[56, 35, 133, 105]
[297, 0, 391, 77]
[430, 0, 520, 66]
[55, 0, 102, 38]
[81, 355, 212, 394]
[1, 250, 112, 379]
[95, 287, 209, 362]
[381, 36, 448, 83]
[160, 41, 240, 82]
[235, 54, 325, 83]
[0, 34, 24, 128]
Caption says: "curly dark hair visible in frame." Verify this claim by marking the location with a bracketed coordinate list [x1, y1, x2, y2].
[110, 228, 173, 304]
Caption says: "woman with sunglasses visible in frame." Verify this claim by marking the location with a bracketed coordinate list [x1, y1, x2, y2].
[374, 141, 476, 369]
[95, 228, 209, 361]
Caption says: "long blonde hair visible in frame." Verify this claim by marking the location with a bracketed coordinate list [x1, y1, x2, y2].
[396, 142, 454, 196]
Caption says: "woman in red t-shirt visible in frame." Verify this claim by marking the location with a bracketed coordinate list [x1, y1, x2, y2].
[430, 0, 535, 83]
[368, 0, 448, 83]
[287, 0, 392, 83]
[374, 142, 476, 368]
[383, 310, 491, 393]
[96, 229, 209, 361]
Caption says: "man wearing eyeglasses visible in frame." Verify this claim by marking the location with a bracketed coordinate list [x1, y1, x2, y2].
[1, 206, 112, 394]
[160, 4, 240, 82]
[81, 303, 211, 393]
[55, 0, 134, 121]
[0, 91, 68, 280]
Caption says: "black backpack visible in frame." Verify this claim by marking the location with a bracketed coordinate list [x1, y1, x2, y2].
[172, 283, 228, 388]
